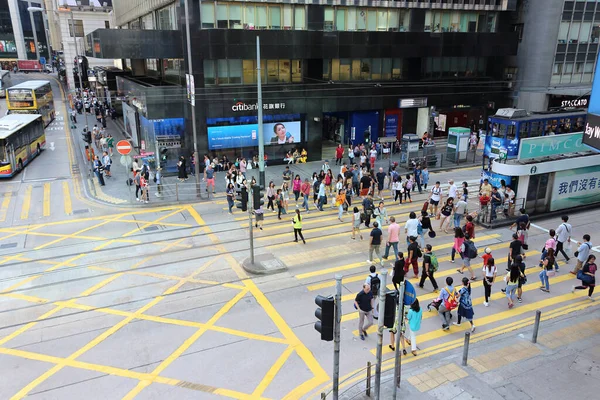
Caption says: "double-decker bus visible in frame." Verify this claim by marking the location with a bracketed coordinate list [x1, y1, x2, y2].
[6, 80, 55, 127]
[0, 70, 11, 98]
[0, 114, 45, 178]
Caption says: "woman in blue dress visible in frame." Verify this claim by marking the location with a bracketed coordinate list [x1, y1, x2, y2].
[454, 277, 476, 332]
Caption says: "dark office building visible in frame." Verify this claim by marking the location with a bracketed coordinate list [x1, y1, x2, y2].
[92, 0, 519, 162]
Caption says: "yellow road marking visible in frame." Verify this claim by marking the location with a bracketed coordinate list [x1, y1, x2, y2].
[121, 289, 250, 399]
[305, 234, 501, 290]
[62, 181, 72, 215]
[20, 185, 32, 220]
[252, 346, 295, 398]
[297, 233, 503, 280]
[309, 299, 595, 399]
[43, 183, 51, 217]
[0, 191, 12, 222]
[0, 292, 48, 303]
[121, 208, 186, 237]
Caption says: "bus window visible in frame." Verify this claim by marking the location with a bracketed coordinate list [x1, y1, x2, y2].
[507, 124, 516, 140]
[562, 118, 571, 133]
[490, 122, 500, 137]
[530, 121, 543, 137]
[0, 140, 7, 164]
[518, 122, 530, 138]
[498, 123, 508, 139]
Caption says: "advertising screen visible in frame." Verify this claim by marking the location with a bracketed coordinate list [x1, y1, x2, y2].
[589, 53, 600, 115]
[208, 121, 301, 150]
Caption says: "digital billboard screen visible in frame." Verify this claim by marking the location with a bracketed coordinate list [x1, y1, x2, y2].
[208, 121, 302, 150]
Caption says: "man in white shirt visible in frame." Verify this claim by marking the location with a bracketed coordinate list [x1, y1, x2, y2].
[448, 179, 457, 200]
[404, 211, 420, 246]
[555, 215, 572, 262]
[428, 181, 443, 216]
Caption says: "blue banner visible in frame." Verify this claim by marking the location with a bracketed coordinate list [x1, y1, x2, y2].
[481, 169, 513, 189]
[589, 53, 600, 115]
[385, 114, 398, 137]
[208, 121, 301, 150]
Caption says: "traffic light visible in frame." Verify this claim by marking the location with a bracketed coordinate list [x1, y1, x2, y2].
[384, 290, 398, 329]
[314, 295, 334, 341]
[236, 185, 247, 211]
[159, 147, 168, 167]
[252, 185, 264, 210]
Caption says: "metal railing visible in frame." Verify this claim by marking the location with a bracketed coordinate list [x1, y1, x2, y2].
[144, 179, 213, 203]
[476, 197, 525, 228]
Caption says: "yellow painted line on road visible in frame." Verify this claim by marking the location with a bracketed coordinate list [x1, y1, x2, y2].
[43, 183, 51, 217]
[0, 191, 12, 222]
[62, 181, 72, 215]
[308, 299, 596, 399]
[0, 292, 48, 304]
[305, 234, 501, 290]
[252, 346, 295, 398]
[121, 208, 186, 237]
[121, 289, 250, 400]
[20, 185, 32, 220]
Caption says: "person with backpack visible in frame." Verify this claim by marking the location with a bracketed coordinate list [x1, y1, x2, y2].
[438, 277, 458, 331]
[571, 234, 593, 275]
[355, 283, 374, 341]
[539, 248, 556, 293]
[365, 265, 381, 319]
[417, 210, 434, 248]
[572, 254, 596, 300]
[538, 229, 560, 272]
[367, 222, 384, 266]
[508, 232, 525, 270]
[482, 257, 496, 307]
[403, 174, 413, 203]
[454, 277, 476, 332]
[506, 262, 524, 308]
[276, 189, 287, 220]
[362, 194, 375, 228]
[457, 234, 477, 280]
[419, 244, 439, 292]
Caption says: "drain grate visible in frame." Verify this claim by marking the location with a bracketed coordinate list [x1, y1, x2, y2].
[0, 243, 18, 249]
[143, 226, 159, 232]
[72, 209, 90, 215]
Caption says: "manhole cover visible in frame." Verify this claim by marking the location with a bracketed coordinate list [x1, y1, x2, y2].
[143, 226, 159, 232]
[72, 209, 90, 215]
[0, 243, 18, 249]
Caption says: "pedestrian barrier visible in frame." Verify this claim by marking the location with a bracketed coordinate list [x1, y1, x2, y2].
[146, 179, 213, 202]
[476, 197, 525, 228]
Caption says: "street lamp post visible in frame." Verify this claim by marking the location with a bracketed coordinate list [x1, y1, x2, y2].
[27, 3, 41, 61]
[183, 0, 201, 197]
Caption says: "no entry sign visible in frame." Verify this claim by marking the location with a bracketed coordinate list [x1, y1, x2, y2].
[116, 140, 132, 155]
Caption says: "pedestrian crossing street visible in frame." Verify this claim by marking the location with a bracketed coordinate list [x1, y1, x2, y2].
[0, 180, 74, 224]
[232, 184, 597, 368]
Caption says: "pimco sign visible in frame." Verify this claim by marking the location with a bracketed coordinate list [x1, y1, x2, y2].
[517, 131, 586, 161]
[232, 101, 286, 112]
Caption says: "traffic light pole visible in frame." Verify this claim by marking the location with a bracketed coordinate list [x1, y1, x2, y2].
[392, 280, 406, 399]
[374, 269, 387, 400]
[256, 36, 265, 187]
[333, 275, 342, 400]
[249, 185, 255, 265]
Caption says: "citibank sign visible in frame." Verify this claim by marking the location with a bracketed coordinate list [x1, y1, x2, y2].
[232, 102, 259, 112]
[232, 101, 287, 112]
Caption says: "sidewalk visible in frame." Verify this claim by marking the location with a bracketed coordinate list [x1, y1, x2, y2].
[336, 305, 600, 400]
[68, 105, 482, 206]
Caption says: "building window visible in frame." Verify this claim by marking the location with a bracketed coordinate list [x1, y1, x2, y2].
[324, 7, 334, 31]
[204, 60, 216, 85]
[294, 7, 305, 30]
[217, 4, 228, 28]
[270, 6, 281, 29]
[69, 19, 84, 37]
[558, 22, 569, 43]
[291, 60, 302, 82]
[257, 6, 267, 29]
[157, 4, 177, 30]
[592, 24, 600, 43]
[326, 58, 403, 81]
[392, 58, 402, 79]
[209, 59, 301, 85]
[201, 3, 215, 28]
[425, 11, 495, 33]
[105, 21, 110, 29]
[283, 5, 292, 30]
[323, 60, 331, 80]
[423, 57, 487, 78]
[141, 13, 154, 30]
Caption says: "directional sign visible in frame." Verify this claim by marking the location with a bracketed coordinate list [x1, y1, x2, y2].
[116, 140, 132, 155]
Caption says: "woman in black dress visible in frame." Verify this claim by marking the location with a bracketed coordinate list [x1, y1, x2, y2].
[177, 156, 188, 181]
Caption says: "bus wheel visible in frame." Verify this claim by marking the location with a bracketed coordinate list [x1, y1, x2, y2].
[18, 160, 23, 171]
[36, 144, 41, 155]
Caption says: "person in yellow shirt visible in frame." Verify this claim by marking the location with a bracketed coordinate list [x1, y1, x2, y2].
[292, 209, 306, 243]
[299, 148, 308, 163]
[480, 178, 492, 197]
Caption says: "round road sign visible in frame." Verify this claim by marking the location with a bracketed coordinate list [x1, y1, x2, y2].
[120, 155, 133, 167]
[116, 140, 132, 155]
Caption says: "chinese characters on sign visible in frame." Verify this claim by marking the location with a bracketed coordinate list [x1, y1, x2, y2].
[550, 165, 600, 211]
[231, 101, 286, 112]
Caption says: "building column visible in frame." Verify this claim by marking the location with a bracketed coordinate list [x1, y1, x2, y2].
[7, 0, 27, 59]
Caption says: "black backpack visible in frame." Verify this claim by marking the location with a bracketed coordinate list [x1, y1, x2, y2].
[370, 274, 381, 296]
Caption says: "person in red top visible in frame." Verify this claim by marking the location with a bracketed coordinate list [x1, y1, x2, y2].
[335, 144, 344, 165]
[300, 178, 312, 212]
[464, 215, 475, 239]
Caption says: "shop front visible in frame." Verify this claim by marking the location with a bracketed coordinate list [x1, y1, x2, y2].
[434, 105, 487, 137]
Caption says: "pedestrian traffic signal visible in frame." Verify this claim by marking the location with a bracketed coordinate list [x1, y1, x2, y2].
[384, 290, 398, 329]
[314, 295, 334, 341]
[236, 185, 247, 211]
[252, 185, 264, 210]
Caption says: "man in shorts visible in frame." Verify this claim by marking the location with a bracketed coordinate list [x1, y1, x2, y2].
[428, 181, 443, 216]
[204, 163, 216, 194]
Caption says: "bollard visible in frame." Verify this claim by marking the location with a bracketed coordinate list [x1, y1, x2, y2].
[175, 182, 179, 201]
[462, 331, 470, 366]
[532, 310, 542, 343]
[366, 361, 372, 397]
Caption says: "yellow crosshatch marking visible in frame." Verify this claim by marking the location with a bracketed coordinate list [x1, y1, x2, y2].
[0, 205, 329, 400]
